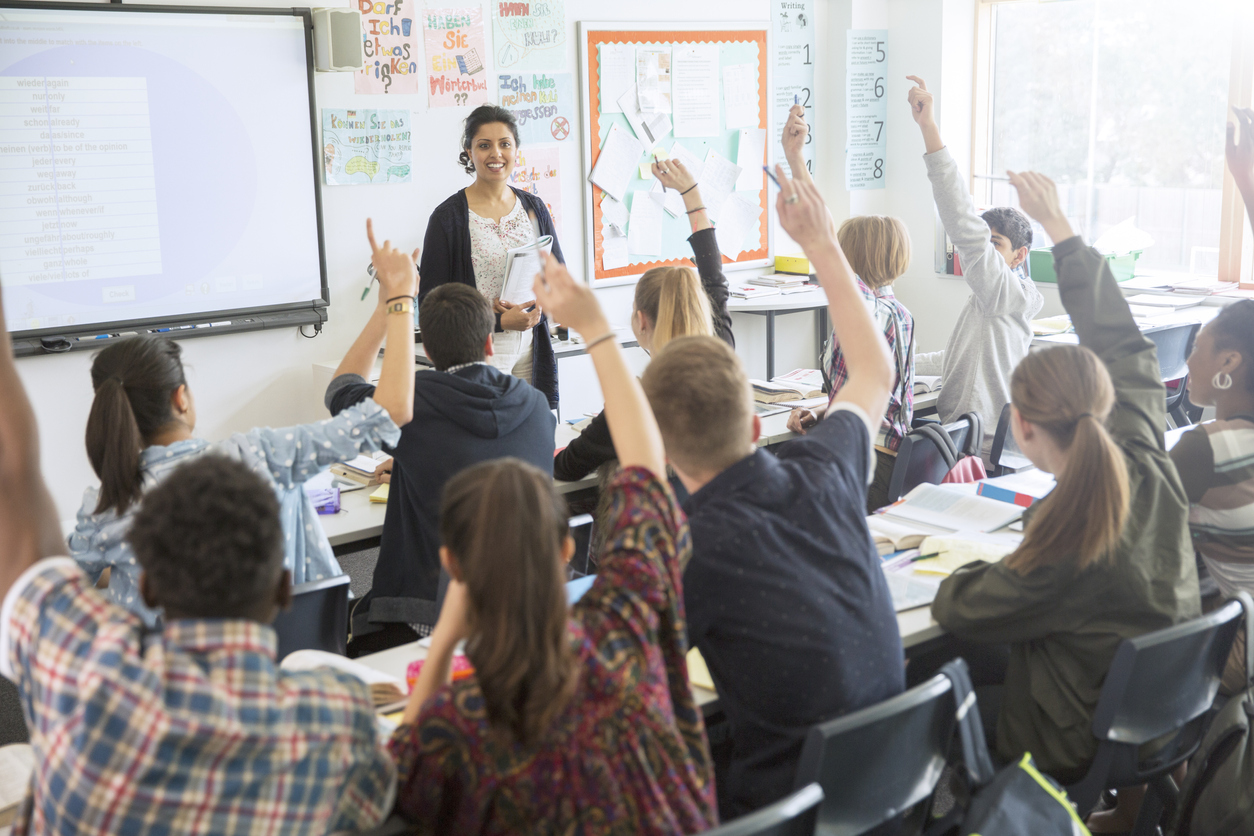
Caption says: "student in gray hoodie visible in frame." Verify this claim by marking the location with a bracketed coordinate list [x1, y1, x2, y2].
[327, 282, 556, 655]
[906, 76, 1043, 450]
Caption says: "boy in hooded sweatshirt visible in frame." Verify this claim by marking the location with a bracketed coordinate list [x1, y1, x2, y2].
[327, 282, 555, 654]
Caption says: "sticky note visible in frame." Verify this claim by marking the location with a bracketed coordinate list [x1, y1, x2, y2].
[651, 147, 670, 161]
[638, 163, 655, 180]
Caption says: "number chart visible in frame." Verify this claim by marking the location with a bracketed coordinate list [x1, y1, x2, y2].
[845, 29, 887, 190]
[578, 22, 772, 285]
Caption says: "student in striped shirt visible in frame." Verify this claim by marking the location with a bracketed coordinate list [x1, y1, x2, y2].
[1171, 299, 1254, 693]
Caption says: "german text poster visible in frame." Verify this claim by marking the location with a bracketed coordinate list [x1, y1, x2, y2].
[845, 29, 887, 190]
[508, 143, 562, 233]
[497, 72, 575, 144]
[322, 109, 413, 185]
[771, 0, 814, 177]
[493, 0, 566, 72]
[355, 0, 422, 94]
[424, 7, 492, 108]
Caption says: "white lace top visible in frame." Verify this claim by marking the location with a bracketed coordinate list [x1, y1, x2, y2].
[468, 196, 535, 301]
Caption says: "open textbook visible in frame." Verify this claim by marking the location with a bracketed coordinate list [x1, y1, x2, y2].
[499, 235, 555, 305]
[882, 483, 1025, 533]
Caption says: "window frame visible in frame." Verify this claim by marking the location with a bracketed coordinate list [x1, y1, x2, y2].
[971, 0, 1254, 285]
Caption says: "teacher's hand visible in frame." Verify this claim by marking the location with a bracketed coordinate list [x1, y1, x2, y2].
[498, 298, 542, 331]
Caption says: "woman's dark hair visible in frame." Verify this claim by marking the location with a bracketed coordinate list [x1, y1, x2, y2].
[458, 104, 520, 175]
[440, 457, 575, 746]
[86, 336, 187, 516]
[1209, 300, 1254, 392]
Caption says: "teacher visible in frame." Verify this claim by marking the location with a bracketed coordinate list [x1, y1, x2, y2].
[419, 105, 564, 409]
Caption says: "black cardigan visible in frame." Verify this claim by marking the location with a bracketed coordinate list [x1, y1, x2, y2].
[418, 187, 564, 409]
[553, 226, 735, 481]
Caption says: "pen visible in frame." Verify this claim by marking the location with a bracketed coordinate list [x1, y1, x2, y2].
[794, 93, 799, 105]
[763, 165, 781, 189]
[974, 174, 1011, 182]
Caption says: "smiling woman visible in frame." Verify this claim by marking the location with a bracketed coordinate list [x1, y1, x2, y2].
[418, 104, 566, 408]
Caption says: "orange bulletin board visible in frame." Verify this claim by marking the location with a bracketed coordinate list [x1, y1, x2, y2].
[578, 22, 772, 286]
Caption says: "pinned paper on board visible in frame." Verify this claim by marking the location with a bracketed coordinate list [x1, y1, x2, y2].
[602, 227, 630, 270]
[715, 194, 763, 259]
[424, 7, 491, 108]
[722, 63, 758, 130]
[598, 43, 636, 114]
[355, 1, 422, 94]
[618, 88, 673, 146]
[493, 0, 566, 72]
[509, 143, 562, 234]
[636, 49, 672, 114]
[845, 29, 887, 190]
[588, 122, 643, 202]
[672, 44, 720, 138]
[498, 72, 576, 144]
[322, 109, 412, 185]
[772, 0, 815, 177]
[735, 127, 767, 191]
[696, 149, 743, 224]
[627, 191, 664, 256]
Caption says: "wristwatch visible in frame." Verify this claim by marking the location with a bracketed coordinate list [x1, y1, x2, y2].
[386, 298, 413, 315]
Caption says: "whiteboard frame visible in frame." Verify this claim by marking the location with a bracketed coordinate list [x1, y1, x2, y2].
[577, 20, 774, 288]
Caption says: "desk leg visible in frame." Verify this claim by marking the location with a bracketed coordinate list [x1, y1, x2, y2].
[765, 312, 776, 379]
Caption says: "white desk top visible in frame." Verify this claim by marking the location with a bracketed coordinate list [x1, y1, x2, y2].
[727, 287, 828, 313]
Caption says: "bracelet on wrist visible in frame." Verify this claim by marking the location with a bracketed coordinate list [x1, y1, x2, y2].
[582, 331, 617, 351]
[386, 294, 416, 304]
[685, 206, 706, 215]
[680, 184, 698, 196]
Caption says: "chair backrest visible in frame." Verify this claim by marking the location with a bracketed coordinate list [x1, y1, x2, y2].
[885, 415, 980, 503]
[272, 574, 351, 662]
[792, 675, 955, 836]
[701, 784, 824, 836]
[568, 513, 594, 577]
[1092, 599, 1243, 745]
[1145, 322, 1201, 384]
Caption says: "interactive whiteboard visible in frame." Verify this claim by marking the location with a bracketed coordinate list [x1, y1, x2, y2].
[0, 2, 327, 354]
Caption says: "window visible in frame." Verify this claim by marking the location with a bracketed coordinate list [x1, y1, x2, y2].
[975, 0, 1246, 280]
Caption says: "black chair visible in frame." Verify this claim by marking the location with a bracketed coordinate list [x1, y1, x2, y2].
[567, 513, 595, 578]
[987, 403, 1033, 477]
[272, 574, 351, 661]
[1065, 595, 1246, 835]
[701, 784, 824, 836]
[1145, 322, 1200, 428]
[884, 413, 982, 504]
[792, 673, 956, 836]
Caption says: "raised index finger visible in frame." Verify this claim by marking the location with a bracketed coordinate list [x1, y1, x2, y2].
[905, 75, 927, 90]
[366, 218, 380, 254]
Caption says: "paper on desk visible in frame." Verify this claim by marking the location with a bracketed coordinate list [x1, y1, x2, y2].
[698, 150, 743, 224]
[672, 44, 720, 137]
[716, 194, 763, 259]
[722, 62, 758, 129]
[636, 48, 672, 113]
[735, 127, 767, 191]
[282, 649, 403, 686]
[618, 87, 673, 146]
[589, 123, 643, 202]
[686, 647, 716, 691]
[883, 483, 1024, 533]
[883, 568, 942, 612]
[599, 43, 635, 113]
[628, 192, 664, 256]
[602, 226, 630, 270]
[913, 531, 1020, 576]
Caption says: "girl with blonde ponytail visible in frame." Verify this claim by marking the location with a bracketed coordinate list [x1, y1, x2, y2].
[553, 158, 733, 483]
[922, 171, 1199, 788]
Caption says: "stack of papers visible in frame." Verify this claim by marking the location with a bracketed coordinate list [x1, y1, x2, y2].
[747, 273, 809, 289]
[1168, 278, 1237, 295]
[1031, 315, 1072, 336]
[730, 284, 779, 299]
[1124, 294, 1203, 310]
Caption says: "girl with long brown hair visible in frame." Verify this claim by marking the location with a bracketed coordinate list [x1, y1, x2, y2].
[387, 255, 717, 834]
[926, 172, 1199, 784]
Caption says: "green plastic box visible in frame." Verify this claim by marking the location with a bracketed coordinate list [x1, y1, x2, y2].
[1029, 248, 1141, 284]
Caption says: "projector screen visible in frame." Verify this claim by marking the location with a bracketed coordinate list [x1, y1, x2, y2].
[0, 3, 326, 347]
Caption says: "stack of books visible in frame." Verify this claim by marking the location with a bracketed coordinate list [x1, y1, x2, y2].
[329, 454, 391, 486]
[746, 273, 810, 290]
[730, 284, 780, 300]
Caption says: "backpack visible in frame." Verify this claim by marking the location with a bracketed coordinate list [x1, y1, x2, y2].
[1169, 592, 1254, 836]
[925, 659, 1092, 836]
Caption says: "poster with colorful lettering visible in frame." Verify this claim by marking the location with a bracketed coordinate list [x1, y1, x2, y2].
[424, 7, 492, 108]
[493, 0, 566, 73]
[322, 109, 413, 185]
[497, 72, 575, 145]
[354, 0, 422, 94]
[508, 143, 562, 235]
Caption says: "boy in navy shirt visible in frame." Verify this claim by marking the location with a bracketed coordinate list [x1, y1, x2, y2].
[642, 168, 905, 816]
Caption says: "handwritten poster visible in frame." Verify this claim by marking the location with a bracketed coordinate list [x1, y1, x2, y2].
[509, 143, 562, 234]
[424, 7, 492, 108]
[845, 29, 887, 190]
[771, 0, 814, 177]
[355, 0, 422, 95]
[322, 109, 413, 185]
[493, 0, 566, 72]
[497, 72, 575, 144]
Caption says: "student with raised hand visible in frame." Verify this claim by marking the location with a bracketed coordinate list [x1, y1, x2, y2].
[386, 253, 717, 835]
[0, 298, 395, 834]
[906, 76, 1043, 450]
[926, 171, 1199, 787]
[69, 220, 415, 626]
[1229, 106, 1254, 234]
[641, 166, 903, 817]
[553, 157, 733, 483]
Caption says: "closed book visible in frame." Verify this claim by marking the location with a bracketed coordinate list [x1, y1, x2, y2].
[976, 470, 1055, 507]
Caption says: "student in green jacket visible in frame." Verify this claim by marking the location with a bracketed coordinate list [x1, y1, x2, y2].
[923, 171, 1201, 786]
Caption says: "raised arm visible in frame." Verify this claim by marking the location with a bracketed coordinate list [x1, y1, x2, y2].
[1009, 170, 1164, 446]
[653, 159, 710, 234]
[775, 165, 893, 423]
[0, 286, 63, 600]
[533, 255, 666, 479]
[331, 220, 417, 427]
[1228, 107, 1254, 237]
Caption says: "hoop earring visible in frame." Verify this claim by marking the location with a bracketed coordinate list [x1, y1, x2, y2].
[1214, 371, 1233, 391]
